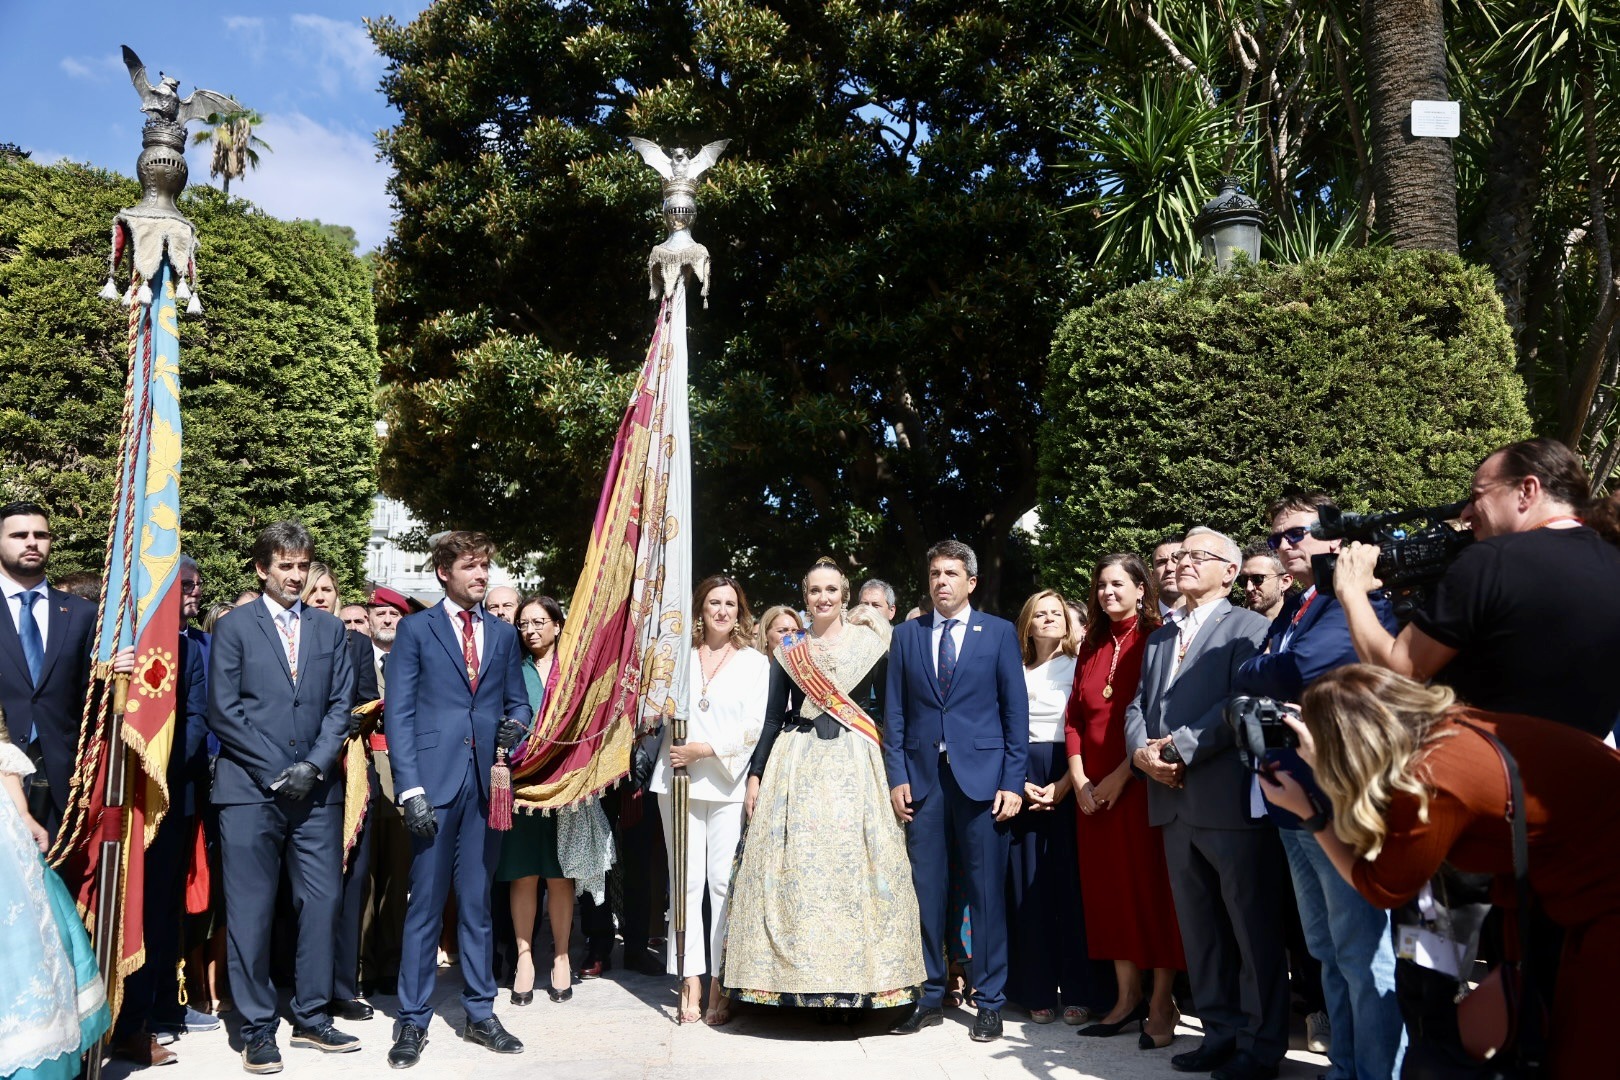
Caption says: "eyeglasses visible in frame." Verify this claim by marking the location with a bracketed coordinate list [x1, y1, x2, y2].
[1266, 524, 1316, 550]
[517, 618, 554, 630]
[1171, 549, 1230, 565]
[1235, 573, 1279, 588]
[179, 580, 203, 593]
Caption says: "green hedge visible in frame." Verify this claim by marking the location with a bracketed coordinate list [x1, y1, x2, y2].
[0, 159, 379, 601]
[1037, 248, 1531, 595]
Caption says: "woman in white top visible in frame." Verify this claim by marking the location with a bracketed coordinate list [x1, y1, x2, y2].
[1006, 589, 1104, 1025]
[649, 575, 769, 1026]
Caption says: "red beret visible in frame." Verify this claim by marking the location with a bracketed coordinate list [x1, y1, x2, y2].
[368, 586, 413, 614]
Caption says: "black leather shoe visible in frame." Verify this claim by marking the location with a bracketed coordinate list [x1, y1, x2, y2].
[970, 1010, 1004, 1043]
[1172, 1041, 1237, 1073]
[290, 1021, 361, 1053]
[510, 990, 534, 1006]
[1210, 1051, 1280, 1080]
[889, 1004, 945, 1035]
[242, 1033, 283, 1074]
[387, 1024, 426, 1070]
[463, 1016, 524, 1054]
[328, 999, 374, 1022]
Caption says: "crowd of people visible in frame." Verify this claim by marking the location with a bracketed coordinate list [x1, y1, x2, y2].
[2, 434, 1619, 1080]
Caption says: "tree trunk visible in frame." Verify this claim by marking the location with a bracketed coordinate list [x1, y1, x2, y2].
[1477, 94, 1546, 356]
[1361, 0, 1457, 252]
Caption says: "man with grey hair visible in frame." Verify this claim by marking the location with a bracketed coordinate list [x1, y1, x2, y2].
[484, 585, 520, 625]
[1126, 527, 1284, 1080]
[858, 578, 898, 622]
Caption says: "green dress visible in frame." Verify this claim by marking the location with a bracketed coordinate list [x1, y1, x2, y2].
[495, 659, 564, 881]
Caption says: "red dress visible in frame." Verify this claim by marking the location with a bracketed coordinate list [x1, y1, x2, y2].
[1064, 616, 1186, 971]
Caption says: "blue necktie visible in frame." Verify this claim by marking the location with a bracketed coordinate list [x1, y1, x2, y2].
[937, 618, 959, 698]
[19, 590, 44, 687]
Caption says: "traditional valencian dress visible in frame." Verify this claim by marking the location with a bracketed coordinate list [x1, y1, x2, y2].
[0, 717, 109, 1080]
[721, 609, 924, 1007]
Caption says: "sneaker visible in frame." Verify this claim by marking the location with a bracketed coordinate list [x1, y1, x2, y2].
[152, 1005, 223, 1035]
[290, 1021, 362, 1053]
[242, 1034, 282, 1074]
[1305, 1010, 1330, 1054]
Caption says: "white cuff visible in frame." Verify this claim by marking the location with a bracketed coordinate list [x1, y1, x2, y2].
[396, 786, 425, 805]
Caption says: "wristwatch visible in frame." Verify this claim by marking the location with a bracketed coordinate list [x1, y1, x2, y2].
[1299, 808, 1331, 834]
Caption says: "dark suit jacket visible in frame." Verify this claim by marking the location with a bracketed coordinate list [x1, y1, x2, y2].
[347, 628, 379, 706]
[173, 632, 211, 817]
[384, 603, 531, 807]
[1124, 599, 1270, 830]
[0, 587, 96, 819]
[206, 600, 356, 806]
[883, 608, 1029, 803]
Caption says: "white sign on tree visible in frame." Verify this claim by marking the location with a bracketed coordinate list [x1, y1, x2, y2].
[1411, 100, 1461, 138]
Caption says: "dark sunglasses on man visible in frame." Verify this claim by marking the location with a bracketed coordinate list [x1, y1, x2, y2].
[1234, 573, 1280, 588]
[1265, 524, 1315, 551]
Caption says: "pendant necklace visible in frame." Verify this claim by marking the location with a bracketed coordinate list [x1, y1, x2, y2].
[698, 642, 734, 712]
[1101, 622, 1133, 700]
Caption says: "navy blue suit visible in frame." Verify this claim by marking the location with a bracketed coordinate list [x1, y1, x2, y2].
[207, 600, 355, 1042]
[884, 608, 1029, 1011]
[385, 602, 530, 1031]
[0, 586, 96, 836]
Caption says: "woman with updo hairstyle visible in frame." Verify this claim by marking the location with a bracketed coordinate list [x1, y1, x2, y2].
[1065, 553, 1184, 1049]
[648, 575, 769, 1025]
[722, 557, 925, 1015]
[1262, 664, 1620, 1080]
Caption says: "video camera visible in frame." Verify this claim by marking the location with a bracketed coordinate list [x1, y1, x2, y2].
[1225, 695, 1299, 771]
[1310, 500, 1473, 618]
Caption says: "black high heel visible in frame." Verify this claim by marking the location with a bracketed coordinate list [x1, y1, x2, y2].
[510, 990, 534, 1006]
[1138, 1009, 1180, 1050]
[1076, 1001, 1148, 1038]
[548, 959, 574, 1002]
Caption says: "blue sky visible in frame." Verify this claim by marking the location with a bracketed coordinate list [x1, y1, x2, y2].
[1, 0, 428, 251]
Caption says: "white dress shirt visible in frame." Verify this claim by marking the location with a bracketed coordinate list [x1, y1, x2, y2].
[1170, 598, 1220, 679]
[1024, 653, 1076, 743]
[262, 594, 303, 673]
[930, 604, 972, 676]
[441, 597, 485, 664]
[650, 646, 770, 803]
[0, 571, 50, 653]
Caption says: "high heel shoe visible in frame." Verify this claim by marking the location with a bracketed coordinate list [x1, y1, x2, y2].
[1076, 1001, 1148, 1038]
[1138, 1009, 1180, 1050]
[548, 958, 573, 1002]
[510, 990, 534, 1006]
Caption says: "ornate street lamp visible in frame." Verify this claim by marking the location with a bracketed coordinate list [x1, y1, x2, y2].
[1193, 177, 1264, 271]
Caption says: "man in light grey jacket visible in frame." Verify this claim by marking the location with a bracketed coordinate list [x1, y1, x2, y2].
[1125, 527, 1283, 1080]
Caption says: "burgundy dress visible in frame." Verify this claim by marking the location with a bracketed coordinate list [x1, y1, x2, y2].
[1064, 616, 1186, 971]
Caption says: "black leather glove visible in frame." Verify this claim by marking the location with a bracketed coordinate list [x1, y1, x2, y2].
[402, 794, 438, 840]
[496, 718, 525, 751]
[345, 710, 365, 739]
[271, 761, 319, 801]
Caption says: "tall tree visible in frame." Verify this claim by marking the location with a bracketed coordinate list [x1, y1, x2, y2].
[191, 105, 272, 194]
[367, 0, 1099, 608]
[1362, 0, 1457, 252]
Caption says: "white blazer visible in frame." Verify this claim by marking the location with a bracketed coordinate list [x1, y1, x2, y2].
[649, 645, 770, 803]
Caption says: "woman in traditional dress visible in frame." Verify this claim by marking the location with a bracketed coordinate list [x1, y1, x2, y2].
[494, 596, 577, 1004]
[1065, 554, 1184, 1051]
[649, 575, 769, 1025]
[0, 708, 109, 1080]
[724, 558, 925, 1012]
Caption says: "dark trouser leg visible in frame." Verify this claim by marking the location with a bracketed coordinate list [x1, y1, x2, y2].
[618, 789, 659, 965]
[1206, 826, 1289, 1065]
[285, 799, 342, 1030]
[450, 768, 499, 1023]
[1162, 819, 1241, 1052]
[116, 808, 190, 1036]
[906, 778, 950, 1009]
[943, 761, 1011, 1012]
[362, 793, 412, 988]
[219, 801, 288, 1042]
[333, 807, 372, 1001]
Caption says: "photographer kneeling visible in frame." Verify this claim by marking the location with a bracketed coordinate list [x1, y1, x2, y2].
[1261, 664, 1620, 1080]
[1333, 437, 1620, 738]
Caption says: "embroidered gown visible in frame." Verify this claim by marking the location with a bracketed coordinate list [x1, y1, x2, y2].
[721, 610, 925, 1007]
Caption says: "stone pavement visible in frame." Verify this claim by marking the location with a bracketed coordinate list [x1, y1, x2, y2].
[106, 964, 1330, 1080]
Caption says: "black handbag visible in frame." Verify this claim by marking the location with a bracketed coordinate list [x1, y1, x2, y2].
[1396, 723, 1546, 1080]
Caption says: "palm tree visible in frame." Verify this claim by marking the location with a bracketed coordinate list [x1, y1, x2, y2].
[191, 105, 272, 194]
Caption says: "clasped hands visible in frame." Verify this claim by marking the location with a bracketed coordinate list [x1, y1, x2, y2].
[1076, 769, 1129, 815]
[269, 761, 319, 800]
[1134, 737, 1185, 789]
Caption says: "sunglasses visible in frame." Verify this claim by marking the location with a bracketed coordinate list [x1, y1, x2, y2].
[1235, 573, 1279, 588]
[1265, 524, 1315, 550]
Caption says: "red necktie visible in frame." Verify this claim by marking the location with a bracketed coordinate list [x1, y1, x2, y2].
[458, 609, 480, 692]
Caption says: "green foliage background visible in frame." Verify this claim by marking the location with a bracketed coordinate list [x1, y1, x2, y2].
[0, 159, 379, 601]
[1038, 248, 1532, 595]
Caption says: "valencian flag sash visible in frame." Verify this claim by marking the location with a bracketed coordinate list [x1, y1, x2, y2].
[50, 260, 184, 1018]
[776, 637, 884, 749]
[510, 280, 695, 807]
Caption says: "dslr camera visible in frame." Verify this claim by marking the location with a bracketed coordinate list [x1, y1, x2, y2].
[1225, 695, 1300, 771]
[1310, 501, 1473, 617]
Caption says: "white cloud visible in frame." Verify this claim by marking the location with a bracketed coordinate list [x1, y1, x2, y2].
[290, 14, 386, 96]
[187, 111, 393, 252]
[60, 53, 124, 82]
[223, 16, 269, 62]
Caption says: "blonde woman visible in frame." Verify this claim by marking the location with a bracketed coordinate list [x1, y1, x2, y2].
[300, 562, 340, 613]
[724, 558, 924, 1014]
[1262, 665, 1620, 1080]
[755, 604, 803, 654]
[650, 575, 769, 1025]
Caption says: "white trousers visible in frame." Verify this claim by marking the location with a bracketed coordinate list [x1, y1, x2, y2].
[656, 793, 743, 977]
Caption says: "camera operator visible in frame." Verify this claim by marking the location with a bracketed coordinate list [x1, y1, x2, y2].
[1334, 437, 1620, 738]
[1235, 494, 1404, 1080]
[1260, 664, 1620, 1080]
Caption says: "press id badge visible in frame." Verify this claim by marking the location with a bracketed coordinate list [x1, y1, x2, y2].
[1396, 924, 1463, 978]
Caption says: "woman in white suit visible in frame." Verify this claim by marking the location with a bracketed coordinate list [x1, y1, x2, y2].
[650, 574, 769, 1026]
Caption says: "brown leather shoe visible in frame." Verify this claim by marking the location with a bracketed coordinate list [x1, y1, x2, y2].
[109, 1033, 178, 1066]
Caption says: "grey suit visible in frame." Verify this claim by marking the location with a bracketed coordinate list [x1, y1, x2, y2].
[1124, 599, 1288, 1065]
